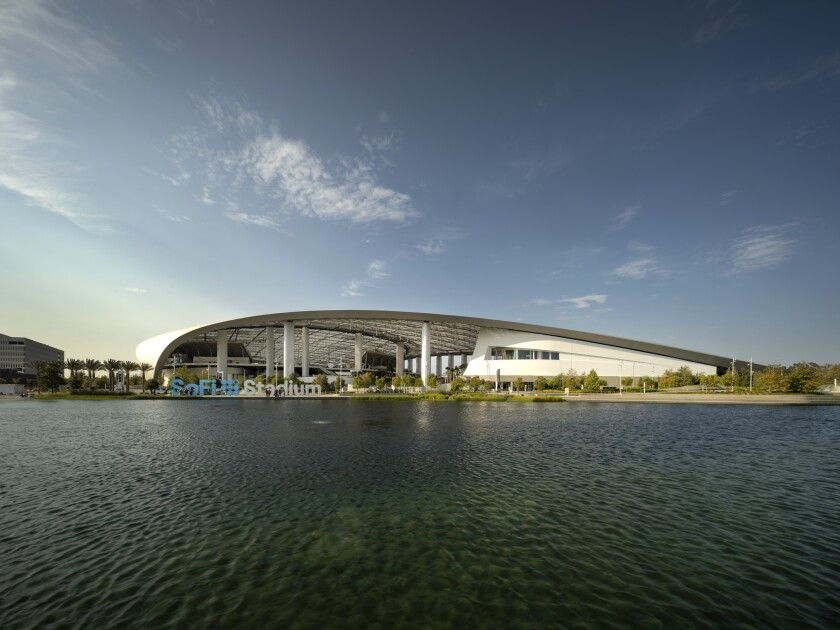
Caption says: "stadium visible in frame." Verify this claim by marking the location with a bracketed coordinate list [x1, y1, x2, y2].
[136, 310, 755, 390]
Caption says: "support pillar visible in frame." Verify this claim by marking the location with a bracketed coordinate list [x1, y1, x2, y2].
[421, 322, 431, 386]
[265, 327, 275, 376]
[355, 333, 363, 373]
[435, 355, 442, 377]
[284, 321, 295, 379]
[395, 343, 405, 377]
[216, 330, 228, 379]
[301, 326, 310, 377]
[449, 354, 456, 373]
[460, 353, 468, 369]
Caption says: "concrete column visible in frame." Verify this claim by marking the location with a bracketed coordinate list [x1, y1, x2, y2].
[284, 321, 295, 379]
[421, 322, 431, 386]
[449, 354, 456, 373]
[460, 353, 468, 369]
[435, 355, 442, 377]
[395, 343, 405, 377]
[265, 327, 275, 376]
[216, 330, 228, 379]
[301, 326, 310, 377]
[354, 333, 363, 373]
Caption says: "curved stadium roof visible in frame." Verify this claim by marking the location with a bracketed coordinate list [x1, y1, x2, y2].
[137, 310, 756, 376]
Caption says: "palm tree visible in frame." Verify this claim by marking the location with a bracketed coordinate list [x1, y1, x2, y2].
[102, 359, 121, 392]
[64, 358, 83, 378]
[139, 362, 153, 392]
[83, 358, 102, 390]
[28, 360, 46, 392]
[122, 360, 140, 393]
[137, 363, 154, 392]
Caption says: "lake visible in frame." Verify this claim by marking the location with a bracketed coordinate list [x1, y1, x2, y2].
[1, 399, 838, 628]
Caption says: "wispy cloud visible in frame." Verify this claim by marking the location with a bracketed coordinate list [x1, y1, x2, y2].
[524, 298, 553, 306]
[341, 259, 391, 297]
[340, 279, 366, 298]
[613, 205, 640, 229]
[0, 2, 118, 233]
[225, 211, 283, 231]
[416, 239, 445, 256]
[613, 258, 660, 280]
[170, 95, 417, 224]
[360, 131, 396, 154]
[731, 224, 796, 273]
[367, 259, 389, 279]
[124, 287, 147, 293]
[751, 52, 840, 93]
[720, 190, 737, 204]
[693, 2, 747, 45]
[378, 110, 390, 124]
[559, 294, 608, 309]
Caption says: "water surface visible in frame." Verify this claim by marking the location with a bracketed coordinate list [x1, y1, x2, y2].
[1, 399, 838, 628]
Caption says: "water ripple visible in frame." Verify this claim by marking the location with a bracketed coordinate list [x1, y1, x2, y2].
[1, 400, 839, 628]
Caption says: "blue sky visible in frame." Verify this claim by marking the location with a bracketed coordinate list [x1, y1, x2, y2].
[1, 0, 838, 365]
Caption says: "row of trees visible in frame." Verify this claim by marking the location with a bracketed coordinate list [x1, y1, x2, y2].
[14, 359, 160, 393]
[656, 363, 838, 394]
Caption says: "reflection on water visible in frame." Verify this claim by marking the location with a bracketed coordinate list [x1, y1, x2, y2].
[1, 399, 839, 627]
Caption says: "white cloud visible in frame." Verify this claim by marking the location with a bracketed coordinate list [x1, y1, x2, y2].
[171, 96, 417, 224]
[367, 259, 389, 279]
[613, 205, 640, 228]
[524, 298, 552, 306]
[416, 239, 445, 256]
[721, 190, 737, 204]
[613, 258, 659, 279]
[340, 279, 366, 297]
[559, 294, 608, 309]
[360, 132, 396, 154]
[731, 225, 796, 273]
[378, 110, 390, 124]
[225, 212, 282, 231]
[0, 1, 118, 233]
[341, 258, 391, 297]
[124, 287, 147, 293]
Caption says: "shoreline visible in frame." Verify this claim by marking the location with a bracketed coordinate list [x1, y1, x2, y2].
[20, 392, 840, 405]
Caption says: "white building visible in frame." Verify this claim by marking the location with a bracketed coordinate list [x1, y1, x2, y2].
[137, 311, 756, 389]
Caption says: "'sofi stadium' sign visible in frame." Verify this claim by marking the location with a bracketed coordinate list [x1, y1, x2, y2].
[169, 378, 322, 397]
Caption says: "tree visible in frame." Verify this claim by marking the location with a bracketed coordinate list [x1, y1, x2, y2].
[583, 369, 603, 391]
[334, 376, 344, 392]
[639, 375, 657, 390]
[534, 376, 547, 391]
[700, 373, 719, 391]
[513, 377, 524, 391]
[391, 375, 402, 390]
[28, 360, 47, 392]
[146, 377, 160, 394]
[786, 362, 821, 393]
[375, 377, 386, 391]
[450, 376, 465, 392]
[65, 358, 84, 381]
[84, 358, 102, 391]
[122, 361, 139, 393]
[139, 362, 153, 393]
[313, 374, 329, 392]
[171, 365, 198, 385]
[427, 373, 438, 388]
[469, 376, 484, 392]
[101, 359, 121, 392]
[352, 374, 364, 390]
[565, 369, 581, 390]
[719, 370, 735, 392]
[755, 365, 786, 393]
[621, 376, 634, 389]
[44, 362, 66, 392]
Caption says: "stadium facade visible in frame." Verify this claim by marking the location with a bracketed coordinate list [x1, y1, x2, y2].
[136, 310, 755, 390]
